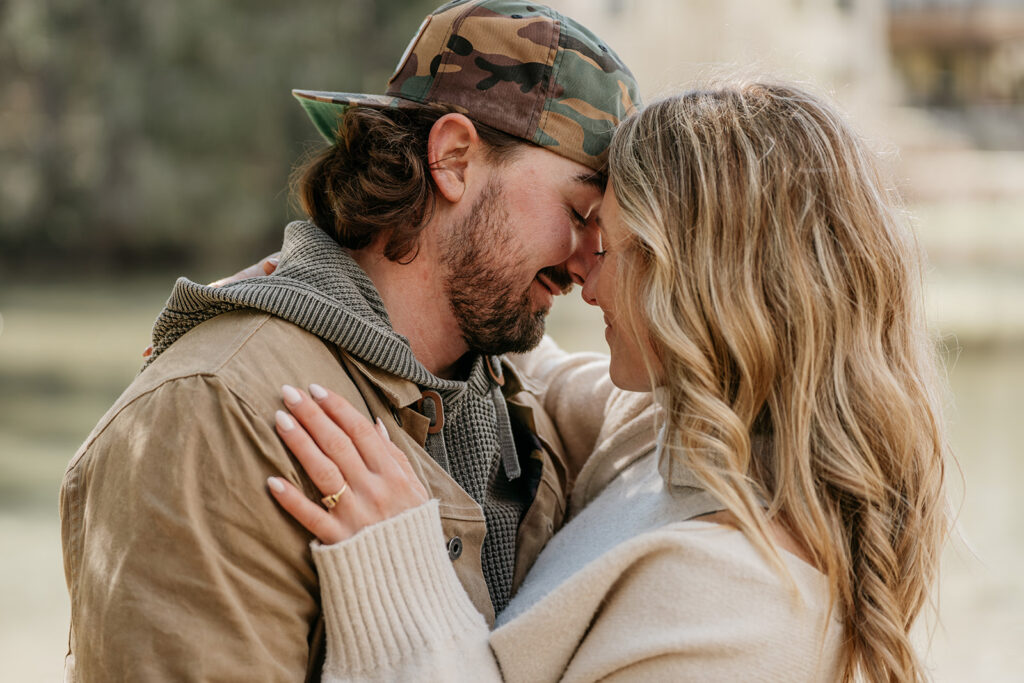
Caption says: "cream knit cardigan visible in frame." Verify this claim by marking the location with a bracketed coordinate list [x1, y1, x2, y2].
[312, 339, 843, 682]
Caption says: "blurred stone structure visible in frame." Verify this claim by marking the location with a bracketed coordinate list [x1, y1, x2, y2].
[890, 0, 1024, 107]
[544, 0, 1024, 197]
[546, 0, 893, 123]
[885, 0, 1024, 209]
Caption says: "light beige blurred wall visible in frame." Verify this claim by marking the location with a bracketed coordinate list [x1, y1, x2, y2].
[545, 0, 1024, 206]
[545, 0, 894, 126]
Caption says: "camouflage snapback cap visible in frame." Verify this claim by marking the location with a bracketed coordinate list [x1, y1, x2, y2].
[293, 0, 642, 171]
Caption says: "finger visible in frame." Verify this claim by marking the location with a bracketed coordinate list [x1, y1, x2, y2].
[261, 254, 281, 275]
[208, 261, 268, 288]
[374, 417, 389, 442]
[267, 477, 351, 544]
[275, 408, 350, 497]
[281, 385, 372, 487]
[319, 477, 350, 511]
[308, 384, 391, 473]
[376, 417, 426, 493]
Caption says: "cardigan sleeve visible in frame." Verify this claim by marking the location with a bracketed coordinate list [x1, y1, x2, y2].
[509, 336, 613, 466]
[509, 337, 659, 504]
[313, 500, 503, 683]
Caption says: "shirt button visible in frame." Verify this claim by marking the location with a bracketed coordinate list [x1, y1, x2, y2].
[447, 536, 463, 561]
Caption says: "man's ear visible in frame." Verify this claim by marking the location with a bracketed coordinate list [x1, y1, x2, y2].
[428, 113, 483, 204]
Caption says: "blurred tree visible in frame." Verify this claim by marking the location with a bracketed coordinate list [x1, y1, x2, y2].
[0, 0, 439, 275]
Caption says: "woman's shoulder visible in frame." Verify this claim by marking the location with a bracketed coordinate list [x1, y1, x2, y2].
[651, 519, 830, 595]
[494, 514, 843, 682]
[586, 521, 842, 678]
[627, 521, 842, 664]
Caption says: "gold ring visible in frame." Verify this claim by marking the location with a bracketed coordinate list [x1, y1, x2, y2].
[321, 483, 348, 509]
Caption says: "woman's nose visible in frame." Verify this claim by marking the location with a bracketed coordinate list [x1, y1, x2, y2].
[581, 262, 600, 307]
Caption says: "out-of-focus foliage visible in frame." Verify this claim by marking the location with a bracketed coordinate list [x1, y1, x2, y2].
[0, 0, 439, 273]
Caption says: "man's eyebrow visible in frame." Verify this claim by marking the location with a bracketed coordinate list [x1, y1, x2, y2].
[573, 170, 607, 190]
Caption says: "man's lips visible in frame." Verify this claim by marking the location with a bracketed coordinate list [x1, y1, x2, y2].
[538, 265, 573, 294]
[535, 273, 560, 297]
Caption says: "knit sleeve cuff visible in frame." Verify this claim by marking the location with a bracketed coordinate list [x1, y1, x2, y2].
[311, 500, 489, 677]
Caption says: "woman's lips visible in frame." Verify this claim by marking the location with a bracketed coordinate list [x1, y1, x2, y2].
[603, 316, 614, 343]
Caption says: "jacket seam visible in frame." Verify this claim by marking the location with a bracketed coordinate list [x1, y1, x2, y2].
[66, 314, 273, 470]
[206, 312, 274, 375]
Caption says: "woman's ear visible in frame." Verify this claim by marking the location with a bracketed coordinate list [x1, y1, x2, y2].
[428, 113, 482, 204]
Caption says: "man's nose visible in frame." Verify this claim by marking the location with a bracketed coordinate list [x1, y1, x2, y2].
[565, 222, 602, 285]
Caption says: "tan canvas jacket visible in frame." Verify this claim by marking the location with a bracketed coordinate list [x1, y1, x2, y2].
[60, 310, 576, 682]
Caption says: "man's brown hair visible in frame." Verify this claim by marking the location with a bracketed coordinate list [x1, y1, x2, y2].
[292, 104, 523, 262]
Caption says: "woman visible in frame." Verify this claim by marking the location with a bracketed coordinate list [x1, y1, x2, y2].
[266, 81, 950, 681]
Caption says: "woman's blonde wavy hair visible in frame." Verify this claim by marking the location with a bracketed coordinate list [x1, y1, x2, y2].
[608, 81, 950, 682]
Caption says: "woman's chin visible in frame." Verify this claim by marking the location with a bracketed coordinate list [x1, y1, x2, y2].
[608, 364, 657, 393]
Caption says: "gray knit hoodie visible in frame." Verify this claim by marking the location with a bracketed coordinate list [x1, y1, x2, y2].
[147, 221, 528, 611]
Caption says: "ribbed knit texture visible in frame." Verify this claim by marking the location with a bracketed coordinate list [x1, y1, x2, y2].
[311, 501, 494, 678]
[147, 220, 528, 610]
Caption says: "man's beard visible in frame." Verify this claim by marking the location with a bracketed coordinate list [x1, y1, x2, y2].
[440, 180, 572, 356]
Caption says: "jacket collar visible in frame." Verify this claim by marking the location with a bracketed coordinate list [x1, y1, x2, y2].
[346, 352, 528, 410]
[344, 354, 424, 408]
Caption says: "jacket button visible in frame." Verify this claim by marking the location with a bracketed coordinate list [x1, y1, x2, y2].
[447, 536, 463, 561]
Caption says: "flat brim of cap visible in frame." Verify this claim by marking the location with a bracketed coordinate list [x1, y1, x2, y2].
[292, 89, 422, 143]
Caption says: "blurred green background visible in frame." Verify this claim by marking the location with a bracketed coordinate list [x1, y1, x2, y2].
[2, 0, 1023, 679]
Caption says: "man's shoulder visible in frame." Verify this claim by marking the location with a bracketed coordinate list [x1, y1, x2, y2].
[155, 308, 325, 370]
[75, 312, 358, 459]
[139, 311, 346, 404]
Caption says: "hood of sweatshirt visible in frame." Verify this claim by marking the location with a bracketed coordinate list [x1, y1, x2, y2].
[146, 220, 493, 396]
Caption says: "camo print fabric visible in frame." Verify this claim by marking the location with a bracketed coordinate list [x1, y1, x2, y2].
[294, 0, 642, 171]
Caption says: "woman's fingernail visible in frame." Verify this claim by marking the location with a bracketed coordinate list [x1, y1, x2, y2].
[267, 256, 280, 265]
[281, 384, 302, 405]
[309, 383, 328, 401]
[275, 410, 295, 431]
[375, 417, 391, 442]
[267, 476, 285, 493]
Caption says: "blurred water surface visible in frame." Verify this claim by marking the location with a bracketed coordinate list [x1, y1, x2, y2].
[0, 275, 1021, 680]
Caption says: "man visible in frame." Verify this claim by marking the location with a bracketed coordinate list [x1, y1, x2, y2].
[60, 1, 642, 680]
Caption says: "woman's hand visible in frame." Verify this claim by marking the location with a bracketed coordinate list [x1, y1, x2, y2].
[208, 252, 280, 287]
[267, 383, 430, 545]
